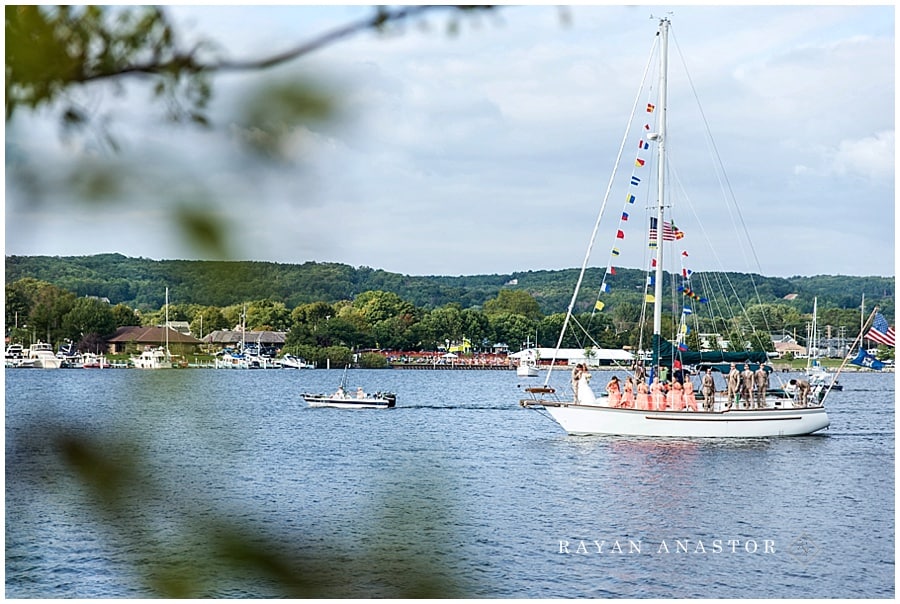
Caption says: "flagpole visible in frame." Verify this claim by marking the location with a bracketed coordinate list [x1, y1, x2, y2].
[860, 293, 865, 352]
[827, 306, 880, 396]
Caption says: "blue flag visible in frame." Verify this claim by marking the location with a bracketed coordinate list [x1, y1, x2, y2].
[850, 349, 884, 370]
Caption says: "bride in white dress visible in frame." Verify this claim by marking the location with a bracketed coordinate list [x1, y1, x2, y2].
[577, 370, 597, 404]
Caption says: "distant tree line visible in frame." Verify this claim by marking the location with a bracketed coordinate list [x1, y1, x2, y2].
[6, 267, 893, 362]
[5, 254, 895, 317]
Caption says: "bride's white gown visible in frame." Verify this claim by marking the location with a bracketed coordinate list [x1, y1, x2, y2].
[577, 374, 597, 404]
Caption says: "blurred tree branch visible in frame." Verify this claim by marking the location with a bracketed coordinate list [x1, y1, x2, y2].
[6, 4, 495, 127]
[5, 4, 498, 259]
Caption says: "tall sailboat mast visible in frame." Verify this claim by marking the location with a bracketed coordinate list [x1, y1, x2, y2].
[165, 286, 170, 359]
[652, 18, 669, 370]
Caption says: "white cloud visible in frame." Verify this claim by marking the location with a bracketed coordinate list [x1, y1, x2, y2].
[827, 130, 895, 181]
[4, 5, 895, 278]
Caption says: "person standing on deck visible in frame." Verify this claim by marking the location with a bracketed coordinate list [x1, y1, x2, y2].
[606, 375, 622, 408]
[622, 376, 635, 408]
[636, 378, 650, 410]
[571, 364, 583, 402]
[726, 363, 740, 409]
[740, 364, 755, 409]
[701, 369, 716, 412]
[754, 364, 769, 409]
[667, 380, 684, 411]
[650, 379, 665, 411]
[683, 378, 698, 411]
[632, 362, 646, 383]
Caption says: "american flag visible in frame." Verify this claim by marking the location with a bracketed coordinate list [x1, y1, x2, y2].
[649, 217, 680, 242]
[867, 312, 895, 347]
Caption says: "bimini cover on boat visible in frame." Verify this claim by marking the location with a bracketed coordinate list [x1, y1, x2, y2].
[656, 340, 769, 369]
[695, 362, 773, 373]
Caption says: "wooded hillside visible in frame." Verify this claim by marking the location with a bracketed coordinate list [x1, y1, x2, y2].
[6, 254, 894, 318]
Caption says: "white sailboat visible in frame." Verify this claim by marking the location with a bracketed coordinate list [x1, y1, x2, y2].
[520, 18, 829, 437]
[131, 287, 172, 369]
[805, 297, 842, 391]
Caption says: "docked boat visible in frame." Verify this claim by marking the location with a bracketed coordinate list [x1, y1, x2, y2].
[132, 347, 170, 369]
[515, 349, 541, 377]
[279, 353, 315, 369]
[81, 353, 111, 369]
[5, 344, 26, 367]
[520, 18, 830, 437]
[132, 288, 175, 369]
[25, 342, 62, 369]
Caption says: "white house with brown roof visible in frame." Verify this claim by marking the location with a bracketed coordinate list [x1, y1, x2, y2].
[772, 334, 806, 358]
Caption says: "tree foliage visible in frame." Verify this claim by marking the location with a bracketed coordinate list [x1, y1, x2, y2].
[7, 255, 893, 324]
[5, 6, 210, 125]
[482, 289, 543, 320]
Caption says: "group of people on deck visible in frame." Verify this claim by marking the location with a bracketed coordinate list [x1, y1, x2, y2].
[724, 362, 772, 409]
[601, 374, 699, 412]
[574, 360, 781, 411]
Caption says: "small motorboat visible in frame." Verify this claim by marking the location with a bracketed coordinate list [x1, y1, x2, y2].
[302, 386, 397, 409]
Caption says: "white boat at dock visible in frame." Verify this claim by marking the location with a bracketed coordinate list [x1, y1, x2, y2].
[278, 353, 315, 369]
[514, 349, 541, 377]
[132, 347, 170, 369]
[24, 342, 62, 369]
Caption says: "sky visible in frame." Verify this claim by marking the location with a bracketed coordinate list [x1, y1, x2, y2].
[4, 3, 896, 279]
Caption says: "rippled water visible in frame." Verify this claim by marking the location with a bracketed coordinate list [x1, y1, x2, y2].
[5, 368, 895, 598]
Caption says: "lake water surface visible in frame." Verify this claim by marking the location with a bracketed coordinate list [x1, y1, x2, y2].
[5, 368, 895, 598]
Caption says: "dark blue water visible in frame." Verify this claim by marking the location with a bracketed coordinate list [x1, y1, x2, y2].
[5, 368, 895, 598]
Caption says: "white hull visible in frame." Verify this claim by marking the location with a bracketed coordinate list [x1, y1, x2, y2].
[132, 349, 170, 369]
[279, 354, 315, 369]
[28, 352, 62, 369]
[303, 394, 396, 409]
[215, 355, 249, 369]
[517, 364, 540, 377]
[537, 402, 829, 437]
[133, 361, 169, 369]
[33, 355, 62, 369]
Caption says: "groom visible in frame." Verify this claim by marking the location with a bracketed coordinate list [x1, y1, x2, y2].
[571, 363, 583, 401]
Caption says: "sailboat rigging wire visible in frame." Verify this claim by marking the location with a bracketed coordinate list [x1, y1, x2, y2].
[544, 35, 659, 387]
[668, 153, 778, 375]
[672, 28, 773, 336]
[569, 315, 602, 350]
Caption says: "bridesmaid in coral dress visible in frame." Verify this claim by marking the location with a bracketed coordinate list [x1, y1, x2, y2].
[668, 380, 685, 411]
[650, 380, 665, 411]
[622, 376, 635, 408]
[636, 379, 650, 410]
[683, 379, 699, 411]
[606, 375, 622, 407]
